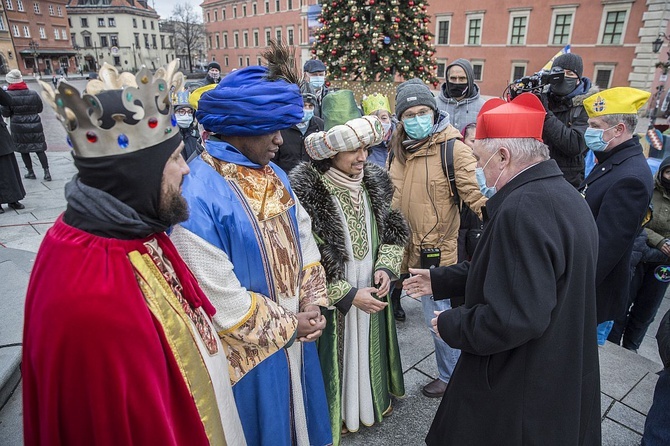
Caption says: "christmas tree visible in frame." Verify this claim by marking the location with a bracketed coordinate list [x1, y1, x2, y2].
[313, 0, 439, 87]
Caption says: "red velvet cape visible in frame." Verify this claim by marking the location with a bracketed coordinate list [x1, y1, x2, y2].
[22, 217, 216, 446]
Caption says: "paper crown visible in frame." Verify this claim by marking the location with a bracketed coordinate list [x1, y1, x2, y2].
[305, 115, 384, 160]
[362, 93, 391, 115]
[583, 87, 651, 118]
[39, 60, 184, 158]
[322, 90, 362, 131]
[476, 93, 545, 142]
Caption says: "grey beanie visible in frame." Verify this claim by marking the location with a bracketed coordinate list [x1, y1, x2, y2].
[395, 79, 437, 119]
[5, 69, 22, 84]
[552, 53, 583, 78]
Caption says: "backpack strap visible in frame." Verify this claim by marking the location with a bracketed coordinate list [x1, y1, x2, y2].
[440, 138, 460, 206]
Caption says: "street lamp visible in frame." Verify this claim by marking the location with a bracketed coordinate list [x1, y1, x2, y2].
[73, 44, 81, 75]
[28, 40, 39, 76]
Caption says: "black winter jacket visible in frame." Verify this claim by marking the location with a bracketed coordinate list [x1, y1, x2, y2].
[542, 79, 597, 187]
[1, 86, 46, 153]
[276, 116, 323, 173]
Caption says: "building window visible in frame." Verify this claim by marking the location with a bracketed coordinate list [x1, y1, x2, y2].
[23, 26, 30, 37]
[243, 31, 249, 47]
[246, 57, 250, 66]
[253, 30, 259, 47]
[11, 25, 19, 37]
[600, 9, 628, 45]
[142, 19, 146, 29]
[208, 34, 212, 49]
[594, 65, 614, 89]
[53, 28, 59, 39]
[57, 5, 62, 16]
[276, 28, 282, 41]
[151, 35, 156, 48]
[207, 11, 210, 22]
[81, 18, 89, 27]
[225, 56, 229, 66]
[151, 21, 154, 30]
[144, 34, 149, 48]
[113, 56, 120, 66]
[49, 4, 55, 15]
[234, 32, 239, 48]
[98, 18, 105, 27]
[472, 62, 483, 81]
[436, 17, 450, 45]
[110, 35, 118, 47]
[239, 57, 243, 67]
[467, 16, 482, 45]
[222, 8, 226, 20]
[287, 28, 294, 45]
[511, 63, 526, 81]
[132, 18, 137, 28]
[436, 60, 446, 78]
[84, 35, 91, 47]
[276, 0, 280, 12]
[223, 33, 228, 48]
[108, 18, 116, 27]
[509, 13, 528, 45]
[16, 0, 23, 12]
[5, 1, 12, 11]
[214, 10, 218, 21]
[216, 34, 220, 48]
[134, 33, 140, 47]
[265, 29, 271, 45]
[0, 17, 5, 31]
[233, 6, 237, 18]
[243, 5, 247, 16]
[61, 29, 67, 40]
[39, 27, 45, 38]
[257, 57, 262, 65]
[32, 1, 38, 13]
[265, 1, 269, 13]
[253, 3, 257, 15]
[288, 0, 293, 9]
[100, 35, 108, 47]
[551, 11, 573, 45]
[160, 35, 165, 48]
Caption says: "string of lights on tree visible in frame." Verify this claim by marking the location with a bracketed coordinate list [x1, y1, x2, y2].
[312, 0, 440, 88]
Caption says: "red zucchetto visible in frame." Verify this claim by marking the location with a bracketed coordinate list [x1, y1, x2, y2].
[475, 93, 546, 142]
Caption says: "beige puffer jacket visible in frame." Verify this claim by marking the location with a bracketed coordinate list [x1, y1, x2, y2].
[389, 124, 486, 272]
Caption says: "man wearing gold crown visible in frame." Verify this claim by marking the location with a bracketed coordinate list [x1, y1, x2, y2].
[22, 61, 246, 445]
[169, 43, 332, 446]
[289, 90, 408, 445]
[577, 87, 655, 345]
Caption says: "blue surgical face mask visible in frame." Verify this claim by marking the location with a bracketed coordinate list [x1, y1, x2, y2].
[475, 151, 504, 198]
[309, 76, 325, 89]
[176, 114, 193, 129]
[584, 125, 617, 152]
[382, 122, 392, 134]
[403, 114, 434, 140]
[302, 108, 314, 122]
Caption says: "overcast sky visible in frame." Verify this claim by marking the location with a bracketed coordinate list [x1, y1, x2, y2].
[152, 0, 203, 20]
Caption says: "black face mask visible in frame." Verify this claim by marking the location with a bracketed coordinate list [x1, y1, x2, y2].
[447, 81, 468, 98]
[551, 77, 578, 96]
[661, 175, 670, 192]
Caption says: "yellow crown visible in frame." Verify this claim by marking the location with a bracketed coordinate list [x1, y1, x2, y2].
[39, 60, 184, 158]
[362, 93, 391, 115]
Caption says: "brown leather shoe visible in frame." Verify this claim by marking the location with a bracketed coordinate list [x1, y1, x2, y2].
[422, 378, 447, 398]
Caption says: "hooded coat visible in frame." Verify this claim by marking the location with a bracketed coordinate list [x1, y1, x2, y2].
[645, 156, 670, 250]
[436, 59, 487, 132]
[389, 119, 486, 271]
[542, 78, 598, 187]
[1, 85, 47, 154]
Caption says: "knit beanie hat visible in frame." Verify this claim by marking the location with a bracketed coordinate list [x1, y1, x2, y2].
[395, 79, 437, 120]
[5, 69, 22, 84]
[552, 53, 583, 78]
[207, 61, 221, 71]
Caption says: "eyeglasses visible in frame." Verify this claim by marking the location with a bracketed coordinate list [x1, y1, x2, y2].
[176, 109, 193, 116]
[402, 108, 433, 120]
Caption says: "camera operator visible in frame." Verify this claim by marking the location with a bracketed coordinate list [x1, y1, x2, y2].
[540, 53, 598, 187]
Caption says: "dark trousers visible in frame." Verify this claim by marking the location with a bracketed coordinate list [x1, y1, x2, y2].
[609, 262, 670, 350]
[21, 152, 48, 171]
[642, 368, 670, 446]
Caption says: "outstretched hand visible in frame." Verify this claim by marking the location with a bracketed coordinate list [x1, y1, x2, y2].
[403, 268, 432, 298]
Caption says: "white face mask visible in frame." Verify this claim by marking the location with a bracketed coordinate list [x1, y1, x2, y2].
[176, 114, 193, 128]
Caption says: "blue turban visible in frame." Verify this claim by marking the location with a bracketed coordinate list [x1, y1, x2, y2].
[196, 66, 303, 136]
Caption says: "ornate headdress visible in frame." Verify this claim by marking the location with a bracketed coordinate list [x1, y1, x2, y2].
[39, 60, 184, 158]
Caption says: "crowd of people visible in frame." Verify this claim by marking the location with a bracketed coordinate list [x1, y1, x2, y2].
[18, 43, 670, 446]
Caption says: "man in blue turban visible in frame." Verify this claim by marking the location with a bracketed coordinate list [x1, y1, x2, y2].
[170, 42, 333, 446]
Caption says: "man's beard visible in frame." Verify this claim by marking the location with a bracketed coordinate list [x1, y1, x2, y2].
[158, 185, 189, 225]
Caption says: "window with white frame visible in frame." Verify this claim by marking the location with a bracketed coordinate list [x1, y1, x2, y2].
[472, 61, 484, 81]
[243, 31, 248, 47]
[234, 32, 239, 48]
[436, 59, 447, 78]
[225, 56, 229, 66]
[287, 28, 294, 45]
[594, 65, 615, 89]
[508, 11, 529, 45]
[222, 7, 226, 20]
[275, 28, 282, 41]
[16, 0, 23, 11]
[511, 63, 527, 82]
[100, 35, 108, 47]
[49, 4, 54, 15]
[239, 56, 243, 67]
[466, 14, 484, 45]
[54, 29, 60, 39]
[216, 34, 220, 48]
[108, 18, 116, 27]
[5, 1, 12, 11]
[599, 5, 630, 45]
[265, 1, 269, 13]
[233, 6, 237, 18]
[257, 57, 262, 65]
[207, 11, 210, 22]
[265, 28, 271, 45]
[253, 30, 259, 47]
[223, 33, 228, 48]
[98, 18, 105, 27]
[23, 25, 30, 37]
[246, 57, 250, 66]
[39, 27, 45, 38]
[11, 25, 19, 37]
[57, 6, 62, 16]
[253, 3, 257, 15]
[288, 0, 293, 9]
[276, 0, 280, 12]
[0, 17, 5, 31]
[550, 7, 575, 45]
[436, 17, 450, 45]
[214, 10, 218, 21]
[243, 5, 247, 16]
[32, 1, 39, 13]
[61, 29, 67, 40]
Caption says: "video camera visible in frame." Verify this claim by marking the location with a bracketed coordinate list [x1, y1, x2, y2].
[509, 67, 565, 98]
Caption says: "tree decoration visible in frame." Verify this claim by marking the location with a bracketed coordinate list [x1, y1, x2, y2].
[313, 0, 439, 86]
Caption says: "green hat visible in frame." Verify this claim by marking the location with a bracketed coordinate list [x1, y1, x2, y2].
[322, 90, 361, 131]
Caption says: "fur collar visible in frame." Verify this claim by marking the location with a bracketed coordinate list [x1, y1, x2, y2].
[290, 162, 409, 283]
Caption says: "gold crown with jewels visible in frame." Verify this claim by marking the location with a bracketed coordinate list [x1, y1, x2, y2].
[39, 60, 185, 158]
